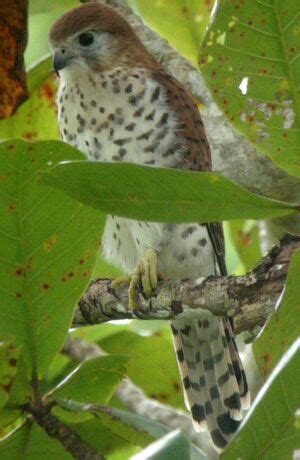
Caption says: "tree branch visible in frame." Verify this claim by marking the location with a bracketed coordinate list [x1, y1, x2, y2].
[28, 402, 104, 460]
[74, 234, 300, 341]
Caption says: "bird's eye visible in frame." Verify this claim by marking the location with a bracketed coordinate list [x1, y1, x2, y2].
[78, 32, 94, 47]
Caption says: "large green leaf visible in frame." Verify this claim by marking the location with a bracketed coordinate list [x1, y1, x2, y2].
[199, 0, 300, 178]
[0, 58, 58, 141]
[0, 421, 72, 459]
[42, 160, 298, 223]
[223, 340, 300, 460]
[0, 140, 104, 376]
[128, 0, 213, 65]
[51, 355, 129, 404]
[253, 250, 300, 377]
[99, 330, 184, 410]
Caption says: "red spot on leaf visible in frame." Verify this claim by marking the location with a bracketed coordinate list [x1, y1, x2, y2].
[15, 267, 25, 277]
[263, 354, 271, 364]
[23, 131, 38, 141]
[172, 382, 180, 392]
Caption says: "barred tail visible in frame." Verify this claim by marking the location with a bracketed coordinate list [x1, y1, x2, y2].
[171, 317, 249, 451]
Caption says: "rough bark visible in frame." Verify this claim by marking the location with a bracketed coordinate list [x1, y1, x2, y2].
[74, 234, 300, 342]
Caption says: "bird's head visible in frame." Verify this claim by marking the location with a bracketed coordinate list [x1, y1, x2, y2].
[49, 3, 149, 78]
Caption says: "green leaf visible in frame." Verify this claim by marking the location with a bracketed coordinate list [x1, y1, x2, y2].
[0, 140, 104, 376]
[0, 409, 23, 433]
[26, 1, 78, 68]
[92, 407, 207, 460]
[69, 417, 140, 459]
[199, 0, 300, 178]
[42, 160, 298, 223]
[228, 220, 261, 272]
[56, 402, 154, 447]
[0, 58, 59, 141]
[99, 330, 184, 410]
[0, 421, 72, 459]
[128, 0, 213, 65]
[0, 340, 21, 408]
[223, 340, 300, 460]
[131, 430, 191, 460]
[253, 250, 300, 377]
[6, 354, 31, 409]
[296, 410, 300, 430]
[51, 356, 129, 404]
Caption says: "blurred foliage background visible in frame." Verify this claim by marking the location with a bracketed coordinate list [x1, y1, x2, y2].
[0, 1, 299, 459]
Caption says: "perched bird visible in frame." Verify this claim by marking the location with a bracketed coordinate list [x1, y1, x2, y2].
[49, 3, 249, 450]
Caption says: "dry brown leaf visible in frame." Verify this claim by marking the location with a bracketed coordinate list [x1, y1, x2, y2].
[0, 0, 28, 119]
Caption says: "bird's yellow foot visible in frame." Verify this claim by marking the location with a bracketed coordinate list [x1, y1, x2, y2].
[111, 249, 157, 311]
[111, 275, 132, 290]
[128, 248, 158, 310]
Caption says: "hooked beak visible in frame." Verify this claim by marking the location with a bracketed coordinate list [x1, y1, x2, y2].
[53, 49, 74, 77]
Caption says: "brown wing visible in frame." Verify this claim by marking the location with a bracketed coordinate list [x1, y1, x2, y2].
[152, 70, 212, 173]
[152, 70, 226, 274]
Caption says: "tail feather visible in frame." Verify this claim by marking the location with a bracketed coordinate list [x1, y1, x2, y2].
[171, 323, 207, 431]
[224, 320, 250, 410]
[171, 317, 250, 451]
[211, 321, 242, 421]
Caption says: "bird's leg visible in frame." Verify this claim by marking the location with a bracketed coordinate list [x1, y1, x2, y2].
[111, 248, 158, 310]
[128, 248, 157, 310]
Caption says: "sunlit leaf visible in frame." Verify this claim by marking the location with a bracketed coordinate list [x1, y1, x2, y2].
[253, 251, 300, 377]
[128, 0, 213, 65]
[199, 0, 300, 178]
[0, 140, 104, 376]
[51, 356, 129, 404]
[223, 340, 300, 460]
[42, 160, 298, 223]
[0, 58, 58, 141]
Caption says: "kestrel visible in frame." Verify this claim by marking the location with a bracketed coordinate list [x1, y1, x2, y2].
[49, 3, 249, 450]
